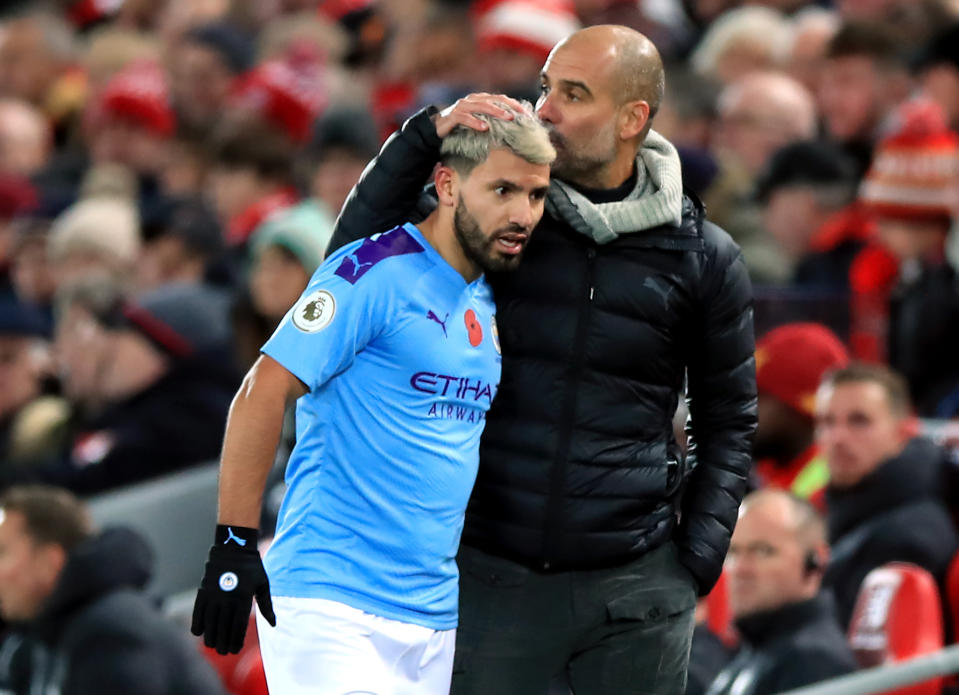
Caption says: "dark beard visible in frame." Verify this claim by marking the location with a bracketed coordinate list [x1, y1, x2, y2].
[453, 196, 524, 273]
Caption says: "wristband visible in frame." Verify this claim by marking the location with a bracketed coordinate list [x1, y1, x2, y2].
[215, 524, 259, 550]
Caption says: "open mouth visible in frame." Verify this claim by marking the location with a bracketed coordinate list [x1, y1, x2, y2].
[495, 232, 528, 255]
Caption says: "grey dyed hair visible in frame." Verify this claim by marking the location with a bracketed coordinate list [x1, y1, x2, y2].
[440, 102, 555, 176]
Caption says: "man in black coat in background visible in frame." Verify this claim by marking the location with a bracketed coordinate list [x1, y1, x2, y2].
[702, 489, 857, 695]
[0, 485, 225, 694]
[328, 24, 757, 695]
[816, 363, 959, 629]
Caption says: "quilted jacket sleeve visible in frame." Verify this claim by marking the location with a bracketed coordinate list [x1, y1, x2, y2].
[326, 106, 441, 255]
[677, 220, 757, 595]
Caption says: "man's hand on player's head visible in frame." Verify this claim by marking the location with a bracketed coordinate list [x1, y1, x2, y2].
[434, 93, 531, 138]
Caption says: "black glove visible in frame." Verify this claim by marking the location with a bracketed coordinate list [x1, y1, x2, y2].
[191, 525, 276, 655]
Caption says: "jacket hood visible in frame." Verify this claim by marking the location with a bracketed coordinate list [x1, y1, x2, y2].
[33, 527, 153, 640]
[545, 129, 685, 244]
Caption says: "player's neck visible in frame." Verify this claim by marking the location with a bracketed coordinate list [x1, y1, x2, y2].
[417, 215, 481, 283]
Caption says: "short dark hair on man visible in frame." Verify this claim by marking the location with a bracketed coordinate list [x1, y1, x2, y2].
[826, 22, 903, 67]
[822, 362, 912, 417]
[0, 485, 93, 552]
[208, 116, 296, 184]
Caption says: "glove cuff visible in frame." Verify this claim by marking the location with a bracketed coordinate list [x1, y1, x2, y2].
[215, 524, 259, 551]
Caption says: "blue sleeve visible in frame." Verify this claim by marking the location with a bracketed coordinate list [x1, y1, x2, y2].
[261, 241, 403, 391]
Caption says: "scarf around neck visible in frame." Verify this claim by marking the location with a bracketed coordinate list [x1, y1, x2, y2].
[544, 129, 684, 244]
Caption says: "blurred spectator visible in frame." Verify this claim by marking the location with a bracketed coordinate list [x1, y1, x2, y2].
[86, 60, 176, 194]
[0, 13, 77, 111]
[707, 71, 817, 283]
[915, 23, 959, 132]
[82, 27, 161, 97]
[206, 116, 298, 261]
[816, 363, 959, 629]
[8, 218, 57, 315]
[755, 140, 866, 290]
[167, 22, 254, 137]
[703, 490, 857, 695]
[258, 11, 349, 64]
[380, 4, 478, 111]
[0, 485, 226, 694]
[0, 177, 38, 291]
[158, 130, 211, 198]
[249, 202, 331, 323]
[0, 300, 66, 470]
[0, 99, 51, 178]
[227, 47, 329, 144]
[690, 6, 793, 86]
[307, 105, 380, 218]
[835, 0, 956, 48]
[136, 197, 226, 294]
[819, 22, 912, 177]
[232, 201, 332, 371]
[647, 66, 720, 195]
[754, 323, 849, 505]
[785, 7, 840, 99]
[5, 279, 236, 495]
[47, 196, 140, 293]
[856, 98, 959, 414]
[473, 0, 580, 100]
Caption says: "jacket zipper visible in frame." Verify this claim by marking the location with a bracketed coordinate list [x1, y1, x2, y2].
[541, 246, 595, 569]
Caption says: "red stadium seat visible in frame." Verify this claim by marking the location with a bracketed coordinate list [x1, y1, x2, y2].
[848, 563, 944, 695]
[947, 551, 959, 643]
[705, 568, 735, 646]
[199, 615, 268, 695]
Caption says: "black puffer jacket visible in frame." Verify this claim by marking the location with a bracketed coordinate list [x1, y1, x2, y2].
[704, 594, 858, 695]
[0, 528, 226, 695]
[824, 437, 959, 628]
[329, 108, 757, 593]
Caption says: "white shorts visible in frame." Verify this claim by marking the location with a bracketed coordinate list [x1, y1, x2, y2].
[255, 596, 456, 695]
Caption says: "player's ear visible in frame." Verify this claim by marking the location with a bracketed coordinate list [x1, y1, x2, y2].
[435, 165, 458, 208]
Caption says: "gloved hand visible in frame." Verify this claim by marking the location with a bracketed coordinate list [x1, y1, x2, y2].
[191, 525, 276, 654]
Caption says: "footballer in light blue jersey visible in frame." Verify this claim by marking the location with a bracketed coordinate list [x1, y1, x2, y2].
[262, 222, 501, 630]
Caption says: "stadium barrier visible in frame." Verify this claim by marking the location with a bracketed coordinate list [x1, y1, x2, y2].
[777, 644, 959, 695]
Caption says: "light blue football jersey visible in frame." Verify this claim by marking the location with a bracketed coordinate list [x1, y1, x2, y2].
[261, 223, 501, 630]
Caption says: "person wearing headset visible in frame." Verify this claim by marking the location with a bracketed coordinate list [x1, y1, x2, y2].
[702, 489, 858, 695]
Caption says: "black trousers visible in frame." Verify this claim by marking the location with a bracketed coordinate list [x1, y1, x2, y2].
[451, 541, 698, 695]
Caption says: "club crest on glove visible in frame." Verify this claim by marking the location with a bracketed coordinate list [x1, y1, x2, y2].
[219, 571, 239, 592]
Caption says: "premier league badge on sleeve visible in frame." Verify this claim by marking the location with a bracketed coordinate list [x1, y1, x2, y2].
[293, 289, 337, 333]
[491, 314, 501, 354]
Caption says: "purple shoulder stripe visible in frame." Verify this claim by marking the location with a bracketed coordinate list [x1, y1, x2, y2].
[333, 227, 425, 285]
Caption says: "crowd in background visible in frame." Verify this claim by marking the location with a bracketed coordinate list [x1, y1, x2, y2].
[0, 0, 959, 692]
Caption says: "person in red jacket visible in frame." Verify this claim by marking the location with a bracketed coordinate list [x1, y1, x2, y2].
[754, 322, 849, 508]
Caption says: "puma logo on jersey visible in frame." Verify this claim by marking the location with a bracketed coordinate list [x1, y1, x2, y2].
[426, 310, 449, 337]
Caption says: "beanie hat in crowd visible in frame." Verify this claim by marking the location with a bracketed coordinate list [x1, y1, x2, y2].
[310, 105, 380, 162]
[755, 140, 857, 203]
[185, 22, 255, 75]
[121, 283, 231, 360]
[97, 60, 176, 138]
[755, 322, 850, 418]
[251, 201, 335, 274]
[228, 46, 328, 143]
[472, 0, 580, 62]
[858, 98, 959, 223]
[48, 197, 140, 267]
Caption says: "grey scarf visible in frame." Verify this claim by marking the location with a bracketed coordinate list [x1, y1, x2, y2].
[544, 130, 684, 244]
